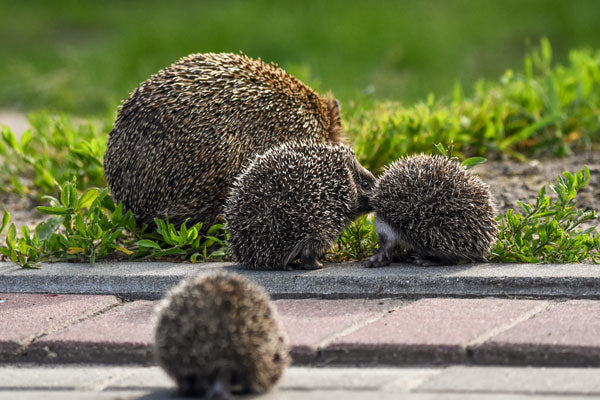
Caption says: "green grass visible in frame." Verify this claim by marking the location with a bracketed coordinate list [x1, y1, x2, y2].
[351, 41, 600, 172]
[2, 0, 600, 115]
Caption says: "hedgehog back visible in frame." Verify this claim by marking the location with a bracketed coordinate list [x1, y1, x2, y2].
[225, 143, 358, 269]
[104, 53, 336, 227]
[372, 155, 497, 259]
[154, 273, 289, 395]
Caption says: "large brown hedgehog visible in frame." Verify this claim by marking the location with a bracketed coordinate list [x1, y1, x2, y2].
[224, 142, 376, 270]
[104, 52, 344, 227]
[366, 154, 497, 267]
[154, 273, 290, 398]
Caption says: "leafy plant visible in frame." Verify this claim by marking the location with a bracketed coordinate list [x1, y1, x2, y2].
[0, 180, 229, 267]
[491, 166, 600, 263]
[0, 112, 108, 198]
[327, 215, 378, 262]
[136, 218, 228, 262]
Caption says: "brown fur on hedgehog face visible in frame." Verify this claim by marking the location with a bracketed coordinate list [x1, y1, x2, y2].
[104, 52, 346, 228]
[154, 273, 290, 397]
[326, 95, 344, 143]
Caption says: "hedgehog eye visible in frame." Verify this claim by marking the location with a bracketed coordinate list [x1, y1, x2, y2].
[361, 179, 370, 189]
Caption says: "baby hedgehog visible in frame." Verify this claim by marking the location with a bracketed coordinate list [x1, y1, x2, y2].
[104, 52, 344, 228]
[366, 154, 497, 267]
[225, 142, 376, 270]
[154, 272, 290, 398]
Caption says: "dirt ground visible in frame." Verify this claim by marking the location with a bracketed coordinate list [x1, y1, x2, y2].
[473, 152, 600, 218]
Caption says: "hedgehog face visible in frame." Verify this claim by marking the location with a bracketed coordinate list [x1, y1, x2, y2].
[349, 158, 376, 218]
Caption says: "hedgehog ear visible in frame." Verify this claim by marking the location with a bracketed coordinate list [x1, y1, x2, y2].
[333, 98, 340, 110]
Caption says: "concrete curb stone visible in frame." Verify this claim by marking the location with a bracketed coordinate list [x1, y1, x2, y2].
[2, 261, 600, 299]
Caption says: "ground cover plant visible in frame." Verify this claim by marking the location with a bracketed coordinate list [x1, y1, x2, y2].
[1, 41, 599, 266]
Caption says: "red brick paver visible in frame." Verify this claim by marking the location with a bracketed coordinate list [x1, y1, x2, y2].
[3, 294, 600, 366]
[324, 298, 544, 364]
[275, 299, 404, 359]
[29, 300, 157, 363]
[474, 300, 600, 366]
[0, 293, 119, 359]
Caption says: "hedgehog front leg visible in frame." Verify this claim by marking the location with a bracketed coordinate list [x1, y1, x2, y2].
[365, 234, 394, 268]
[365, 216, 397, 268]
[297, 245, 324, 270]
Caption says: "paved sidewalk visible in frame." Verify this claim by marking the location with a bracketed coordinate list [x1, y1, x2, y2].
[2, 294, 600, 367]
[2, 261, 600, 299]
[1, 365, 600, 399]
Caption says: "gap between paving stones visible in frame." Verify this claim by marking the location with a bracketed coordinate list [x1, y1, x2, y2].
[2, 261, 600, 300]
[16, 299, 126, 357]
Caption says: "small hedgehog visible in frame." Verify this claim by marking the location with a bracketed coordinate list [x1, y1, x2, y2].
[366, 154, 497, 267]
[225, 142, 376, 270]
[104, 52, 344, 228]
[154, 273, 290, 398]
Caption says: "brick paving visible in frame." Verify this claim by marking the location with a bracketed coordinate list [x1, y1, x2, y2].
[2, 294, 600, 367]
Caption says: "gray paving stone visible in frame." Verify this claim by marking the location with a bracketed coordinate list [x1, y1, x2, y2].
[0, 264, 17, 273]
[1, 366, 599, 399]
[0, 365, 137, 390]
[279, 366, 440, 391]
[0, 390, 596, 400]
[0, 391, 155, 400]
[107, 367, 172, 390]
[2, 261, 600, 299]
[417, 366, 600, 395]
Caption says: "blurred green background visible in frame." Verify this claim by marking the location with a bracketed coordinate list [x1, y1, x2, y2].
[1, 0, 600, 116]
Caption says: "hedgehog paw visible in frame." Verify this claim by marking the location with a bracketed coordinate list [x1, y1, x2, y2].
[412, 256, 441, 267]
[298, 260, 323, 270]
[364, 252, 390, 268]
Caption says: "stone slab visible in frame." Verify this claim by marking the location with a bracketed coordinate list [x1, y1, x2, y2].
[324, 298, 543, 364]
[28, 301, 156, 363]
[0, 294, 119, 360]
[0, 365, 137, 390]
[275, 298, 405, 359]
[474, 300, 600, 366]
[2, 261, 600, 300]
[2, 365, 599, 399]
[416, 366, 600, 395]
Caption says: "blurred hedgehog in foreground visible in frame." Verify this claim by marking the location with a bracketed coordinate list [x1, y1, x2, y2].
[225, 142, 376, 270]
[154, 273, 289, 398]
[366, 154, 497, 267]
[104, 52, 344, 228]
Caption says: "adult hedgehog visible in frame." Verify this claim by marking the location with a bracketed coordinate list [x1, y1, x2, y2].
[104, 52, 344, 227]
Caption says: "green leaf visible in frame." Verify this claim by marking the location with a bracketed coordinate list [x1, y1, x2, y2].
[434, 143, 448, 158]
[460, 157, 487, 170]
[35, 216, 64, 241]
[36, 206, 72, 215]
[6, 224, 17, 247]
[77, 188, 99, 210]
[75, 214, 86, 234]
[137, 240, 162, 250]
[1, 210, 9, 235]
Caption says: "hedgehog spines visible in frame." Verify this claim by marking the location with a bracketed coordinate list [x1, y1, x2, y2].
[225, 142, 375, 270]
[104, 52, 344, 228]
[154, 273, 290, 397]
[366, 154, 497, 267]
